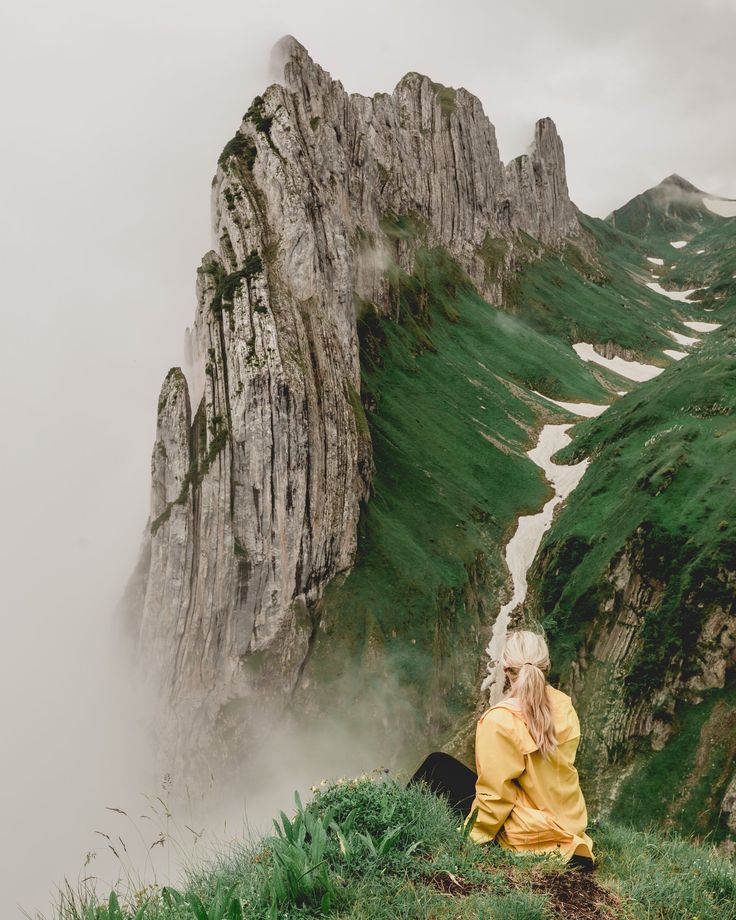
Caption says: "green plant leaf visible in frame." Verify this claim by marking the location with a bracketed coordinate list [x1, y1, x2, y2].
[161, 886, 185, 908]
[107, 891, 123, 920]
[377, 825, 403, 855]
[461, 807, 479, 842]
[185, 891, 208, 920]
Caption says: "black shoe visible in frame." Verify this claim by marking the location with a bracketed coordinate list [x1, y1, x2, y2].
[567, 854, 595, 873]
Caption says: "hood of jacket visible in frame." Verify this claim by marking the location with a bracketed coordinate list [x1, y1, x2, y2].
[489, 684, 580, 754]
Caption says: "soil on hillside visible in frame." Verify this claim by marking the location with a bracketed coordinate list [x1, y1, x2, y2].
[422, 863, 623, 919]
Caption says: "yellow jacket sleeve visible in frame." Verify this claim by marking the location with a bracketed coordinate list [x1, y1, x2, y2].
[470, 710, 526, 841]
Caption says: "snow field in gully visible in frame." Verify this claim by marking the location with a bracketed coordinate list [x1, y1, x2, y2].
[482, 404, 608, 699]
[483, 229, 728, 699]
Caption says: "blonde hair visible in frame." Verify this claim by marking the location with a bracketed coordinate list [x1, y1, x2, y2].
[502, 629, 557, 757]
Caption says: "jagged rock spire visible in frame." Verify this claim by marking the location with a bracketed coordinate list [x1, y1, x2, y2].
[125, 38, 581, 776]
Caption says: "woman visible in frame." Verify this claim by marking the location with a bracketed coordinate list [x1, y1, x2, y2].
[408, 629, 594, 869]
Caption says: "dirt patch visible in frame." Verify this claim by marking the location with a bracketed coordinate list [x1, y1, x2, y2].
[421, 864, 623, 918]
[526, 867, 622, 919]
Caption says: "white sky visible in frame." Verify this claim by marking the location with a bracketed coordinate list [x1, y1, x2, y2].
[0, 0, 734, 914]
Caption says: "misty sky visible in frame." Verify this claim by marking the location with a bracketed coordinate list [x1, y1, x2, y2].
[0, 0, 734, 914]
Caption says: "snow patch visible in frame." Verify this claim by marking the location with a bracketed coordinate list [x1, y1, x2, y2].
[646, 282, 697, 302]
[573, 343, 664, 381]
[647, 256, 665, 266]
[481, 423, 593, 698]
[663, 349, 687, 361]
[704, 197, 736, 218]
[532, 391, 609, 418]
[668, 330, 700, 347]
[670, 240, 688, 249]
[682, 320, 721, 332]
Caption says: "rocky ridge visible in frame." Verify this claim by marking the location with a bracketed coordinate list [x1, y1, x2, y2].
[124, 36, 581, 771]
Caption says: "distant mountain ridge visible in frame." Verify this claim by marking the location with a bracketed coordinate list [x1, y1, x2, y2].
[610, 172, 735, 236]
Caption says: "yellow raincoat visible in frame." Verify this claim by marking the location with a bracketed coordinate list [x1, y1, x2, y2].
[465, 685, 594, 861]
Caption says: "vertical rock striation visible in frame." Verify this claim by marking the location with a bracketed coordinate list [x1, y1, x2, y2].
[531, 509, 736, 841]
[504, 117, 579, 244]
[125, 36, 579, 773]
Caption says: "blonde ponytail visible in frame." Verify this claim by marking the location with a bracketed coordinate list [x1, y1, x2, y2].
[502, 630, 557, 757]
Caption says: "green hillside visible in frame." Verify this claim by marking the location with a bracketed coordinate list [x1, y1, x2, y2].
[298, 242, 618, 755]
[530, 323, 736, 775]
[534, 321, 736, 660]
[505, 213, 705, 354]
[610, 174, 736, 315]
[528, 178, 736, 840]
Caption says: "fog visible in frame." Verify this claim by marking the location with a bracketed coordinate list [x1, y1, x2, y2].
[1, 0, 734, 914]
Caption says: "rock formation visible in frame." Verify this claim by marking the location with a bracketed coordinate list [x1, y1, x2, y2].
[124, 36, 580, 773]
[555, 534, 736, 771]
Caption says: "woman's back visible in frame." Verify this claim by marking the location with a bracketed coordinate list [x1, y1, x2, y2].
[468, 684, 593, 860]
[408, 629, 594, 864]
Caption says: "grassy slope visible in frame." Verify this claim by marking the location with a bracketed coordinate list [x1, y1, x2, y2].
[527, 185, 736, 836]
[299, 245, 613, 756]
[508, 214, 704, 356]
[534, 324, 736, 661]
[57, 778, 736, 920]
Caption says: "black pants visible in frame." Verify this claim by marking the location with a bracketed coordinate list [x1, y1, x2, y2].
[407, 751, 478, 819]
[408, 751, 594, 872]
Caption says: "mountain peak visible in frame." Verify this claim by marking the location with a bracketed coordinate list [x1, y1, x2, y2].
[272, 35, 336, 93]
[658, 174, 704, 194]
[609, 172, 716, 234]
[272, 34, 311, 67]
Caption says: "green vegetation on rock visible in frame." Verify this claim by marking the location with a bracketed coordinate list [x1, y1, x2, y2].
[610, 686, 736, 842]
[200, 251, 264, 318]
[430, 81, 458, 117]
[218, 133, 257, 171]
[244, 95, 273, 137]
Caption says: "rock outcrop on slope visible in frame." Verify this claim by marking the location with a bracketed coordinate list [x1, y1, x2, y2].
[123, 36, 580, 773]
[540, 528, 736, 850]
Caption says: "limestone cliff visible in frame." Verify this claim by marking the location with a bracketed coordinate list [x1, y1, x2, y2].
[547, 530, 736, 768]
[545, 531, 736, 850]
[125, 36, 580, 772]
